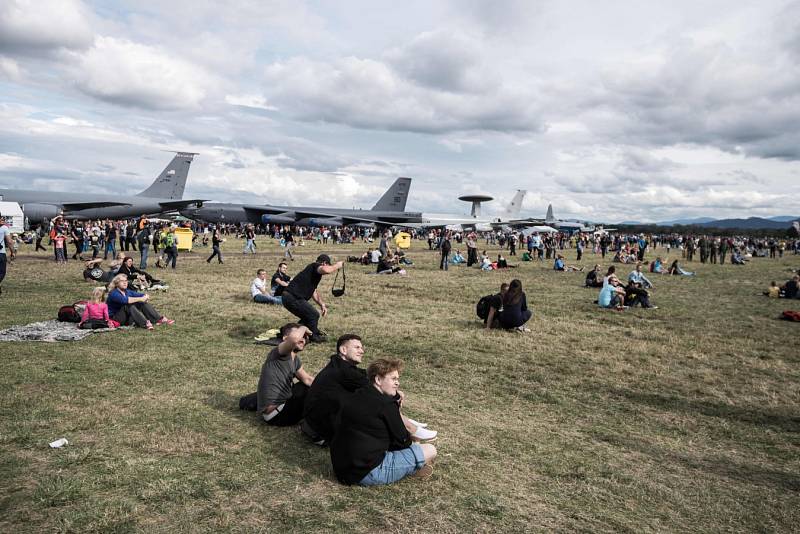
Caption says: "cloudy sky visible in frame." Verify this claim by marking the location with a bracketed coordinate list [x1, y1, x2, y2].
[1, 0, 799, 223]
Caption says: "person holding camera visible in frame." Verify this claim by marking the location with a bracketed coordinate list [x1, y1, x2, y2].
[281, 254, 343, 343]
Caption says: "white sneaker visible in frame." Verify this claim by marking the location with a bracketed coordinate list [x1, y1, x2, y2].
[413, 427, 437, 441]
[407, 418, 428, 428]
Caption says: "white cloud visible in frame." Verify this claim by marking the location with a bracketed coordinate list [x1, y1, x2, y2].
[225, 94, 278, 111]
[263, 55, 544, 134]
[71, 36, 216, 110]
[0, 56, 22, 81]
[0, 0, 93, 54]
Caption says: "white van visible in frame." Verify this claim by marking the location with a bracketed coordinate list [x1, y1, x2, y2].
[0, 201, 25, 233]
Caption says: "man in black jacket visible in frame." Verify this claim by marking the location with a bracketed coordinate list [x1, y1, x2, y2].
[302, 334, 435, 445]
[330, 358, 437, 485]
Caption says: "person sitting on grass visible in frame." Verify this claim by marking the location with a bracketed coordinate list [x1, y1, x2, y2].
[624, 279, 658, 309]
[79, 286, 115, 330]
[302, 334, 436, 446]
[731, 249, 748, 265]
[376, 254, 405, 275]
[451, 250, 466, 264]
[271, 262, 292, 300]
[585, 264, 603, 287]
[764, 281, 781, 298]
[780, 275, 799, 299]
[118, 256, 164, 290]
[651, 256, 667, 274]
[498, 279, 532, 332]
[598, 274, 627, 310]
[257, 323, 315, 426]
[484, 282, 509, 329]
[106, 274, 174, 330]
[667, 259, 695, 276]
[480, 251, 493, 271]
[628, 262, 653, 289]
[330, 358, 437, 486]
[251, 268, 282, 304]
[554, 254, 583, 272]
[395, 247, 413, 265]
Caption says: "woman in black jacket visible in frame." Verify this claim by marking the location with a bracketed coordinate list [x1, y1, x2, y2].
[330, 359, 437, 485]
[498, 279, 532, 331]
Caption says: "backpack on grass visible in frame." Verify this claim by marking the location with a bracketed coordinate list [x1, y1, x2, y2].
[780, 310, 800, 322]
[476, 294, 496, 321]
[57, 304, 81, 323]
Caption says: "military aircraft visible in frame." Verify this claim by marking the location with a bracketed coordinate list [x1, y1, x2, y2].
[409, 190, 528, 231]
[180, 177, 424, 227]
[0, 152, 205, 223]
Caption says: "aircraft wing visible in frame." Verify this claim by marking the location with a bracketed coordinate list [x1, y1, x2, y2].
[158, 199, 208, 210]
[62, 201, 133, 211]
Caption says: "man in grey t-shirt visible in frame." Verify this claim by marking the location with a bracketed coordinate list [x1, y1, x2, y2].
[257, 323, 315, 426]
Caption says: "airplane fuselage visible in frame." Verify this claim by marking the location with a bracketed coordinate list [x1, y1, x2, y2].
[182, 203, 424, 226]
[0, 188, 199, 221]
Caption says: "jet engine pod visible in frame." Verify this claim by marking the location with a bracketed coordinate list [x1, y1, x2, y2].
[260, 214, 296, 225]
[295, 217, 343, 227]
[22, 203, 61, 223]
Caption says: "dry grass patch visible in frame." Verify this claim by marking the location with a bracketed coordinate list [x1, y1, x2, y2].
[1, 238, 799, 532]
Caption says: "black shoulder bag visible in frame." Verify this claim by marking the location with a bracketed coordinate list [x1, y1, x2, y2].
[331, 265, 346, 297]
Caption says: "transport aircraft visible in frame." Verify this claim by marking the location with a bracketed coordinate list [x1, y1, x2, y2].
[180, 177, 424, 227]
[0, 152, 205, 223]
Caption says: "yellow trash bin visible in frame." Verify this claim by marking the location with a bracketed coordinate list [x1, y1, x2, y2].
[174, 227, 194, 251]
[394, 232, 411, 249]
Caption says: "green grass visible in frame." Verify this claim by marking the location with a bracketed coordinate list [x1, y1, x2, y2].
[1, 238, 799, 532]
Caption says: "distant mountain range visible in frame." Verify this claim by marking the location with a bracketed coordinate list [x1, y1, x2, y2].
[615, 215, 799, 229]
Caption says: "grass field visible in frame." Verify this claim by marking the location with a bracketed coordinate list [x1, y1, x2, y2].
[1, 237, 799, 533]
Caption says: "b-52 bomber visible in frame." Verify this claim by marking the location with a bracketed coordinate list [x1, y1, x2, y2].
[0, 152, 205, 223]
[180, 177, 424, 227]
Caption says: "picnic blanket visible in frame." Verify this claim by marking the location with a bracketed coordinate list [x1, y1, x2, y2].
[0, 320, 131, 342]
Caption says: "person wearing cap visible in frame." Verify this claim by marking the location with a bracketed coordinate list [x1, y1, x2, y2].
[0, 212, 14, 296]
[257, 323, 315, 426]
[281, 253, 343, 343]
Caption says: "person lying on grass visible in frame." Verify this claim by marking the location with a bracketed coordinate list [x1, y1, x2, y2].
[554, 254, 584, 272]
[330, 358, 437, 486]
[106, 274, 174, 331]
[667, 259, 695, 276]
[257, 323, 315, 427]
[302, 334, 436, 446]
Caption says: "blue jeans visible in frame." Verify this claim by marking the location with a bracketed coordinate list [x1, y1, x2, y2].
[105, 240, 116, 259]
[243, 239, 256, 254]
[139, 244, 149, 270]
[254, 294, 282, 305]
[359, 444, 425, 486]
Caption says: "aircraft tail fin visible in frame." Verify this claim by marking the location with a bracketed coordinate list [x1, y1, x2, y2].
[504, 190, 526, 219]
[545, 204, 556, 224]
[371, 177, 411, 212]
[137, 152, 198, 199]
